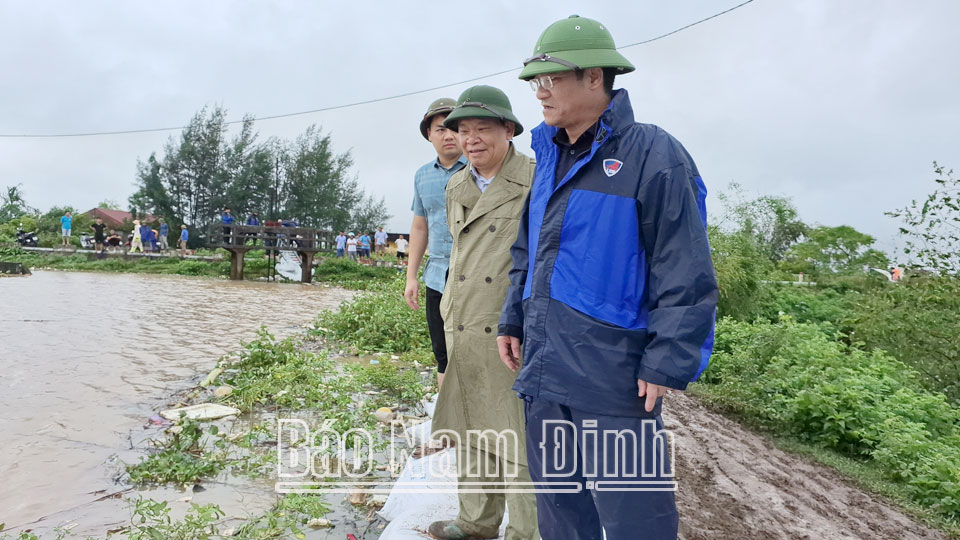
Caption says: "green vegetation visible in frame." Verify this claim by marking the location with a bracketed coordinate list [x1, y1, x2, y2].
[695, 317, 960, 523]
[126, 418, 229, 485]
[128, 107, 389, 236]
[0, 246, 236, 278]
[887, 162, 960, 274]
[313, 257, 400, 289]
[214, 328, 377, 435]
[313, 274, 430, 353]
[125, 325, 429, 490]
[705, 170, 960, 527]
[0, 246, 398, 286]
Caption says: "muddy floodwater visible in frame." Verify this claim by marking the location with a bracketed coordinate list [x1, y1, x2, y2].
[0, 271, 353, 533]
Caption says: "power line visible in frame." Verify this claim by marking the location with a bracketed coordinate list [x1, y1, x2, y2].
[0, 0, 755, 139]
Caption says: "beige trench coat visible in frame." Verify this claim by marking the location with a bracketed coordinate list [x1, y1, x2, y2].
[433, 144, 535, 466]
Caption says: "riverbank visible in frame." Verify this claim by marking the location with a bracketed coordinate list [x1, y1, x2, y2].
[0, 246, 398, 287]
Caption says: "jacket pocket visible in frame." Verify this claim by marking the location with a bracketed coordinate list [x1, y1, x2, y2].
[549, 189, 646, 329]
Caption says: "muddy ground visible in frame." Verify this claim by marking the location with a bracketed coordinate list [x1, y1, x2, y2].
[666, 392, 948, 540]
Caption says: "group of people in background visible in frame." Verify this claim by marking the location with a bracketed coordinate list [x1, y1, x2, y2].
[124, 218, 188, 256]
[334, 228, 408, 265]
[59, 210, 190, 257]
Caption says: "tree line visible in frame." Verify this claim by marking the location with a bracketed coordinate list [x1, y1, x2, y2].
[129, 106, 389, 237]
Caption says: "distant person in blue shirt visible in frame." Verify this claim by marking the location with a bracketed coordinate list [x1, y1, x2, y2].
[60, 211, 72, 247]
[374, 227, 388, 261]
[179, 225, 189, 256]
[244, 211, 260, 245]
[221, 207, 235, 244]
[335, 231, 347, 258]
[140, 223, 156, 253]
[158, 219, 169, 251]
[359, 233, 372, 261]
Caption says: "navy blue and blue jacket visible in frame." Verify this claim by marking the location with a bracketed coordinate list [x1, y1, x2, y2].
[499, 89, 718, 418]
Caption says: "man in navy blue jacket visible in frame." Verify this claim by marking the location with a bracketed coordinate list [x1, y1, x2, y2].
[498, 16, 718, 540]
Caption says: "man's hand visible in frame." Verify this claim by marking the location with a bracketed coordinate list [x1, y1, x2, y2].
[497, 335, 522, 372]
[637, 380, 668, 413]
[403, 278, 420, 310]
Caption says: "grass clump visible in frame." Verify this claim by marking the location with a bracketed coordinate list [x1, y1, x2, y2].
[126, 418, 227, 485]
[313, 275, 430, 353]
[214, 328, 376, 434]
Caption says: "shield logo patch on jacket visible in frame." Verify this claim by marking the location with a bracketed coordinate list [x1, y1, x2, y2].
[602, 159, 623, 177]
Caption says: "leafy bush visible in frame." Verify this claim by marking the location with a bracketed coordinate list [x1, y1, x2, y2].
[754, 284, 855, 327]
[698, 317, 960, 519]
[709, 227, 772, 320]
[314, 277, 429, 353]
[844, 276, 960, 403]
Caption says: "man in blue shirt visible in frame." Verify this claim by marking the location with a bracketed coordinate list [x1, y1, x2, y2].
[359, 232, 372, 261]
[221, 207, 235, 245]
[335, 231, 347, 258]
[374, 226, 388, 261]
[59, 211, 72, 247]
[404, 97, 466, 388]
[158, 219, 169, 251]
[179, 225, 189, 256]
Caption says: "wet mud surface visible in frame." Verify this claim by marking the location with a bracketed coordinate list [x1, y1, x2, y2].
[667, 392, 947, 540]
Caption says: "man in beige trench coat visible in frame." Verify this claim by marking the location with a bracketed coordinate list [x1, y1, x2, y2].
[428, 85, 539, 540]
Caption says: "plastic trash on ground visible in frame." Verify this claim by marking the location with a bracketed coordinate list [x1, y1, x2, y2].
[377, 393, 509, 539]
[160, 403, 240, 421]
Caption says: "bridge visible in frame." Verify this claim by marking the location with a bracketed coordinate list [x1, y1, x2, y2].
[207, 223, 335, 283]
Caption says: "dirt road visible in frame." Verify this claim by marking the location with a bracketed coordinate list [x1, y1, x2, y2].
[665, 392, 947, 540]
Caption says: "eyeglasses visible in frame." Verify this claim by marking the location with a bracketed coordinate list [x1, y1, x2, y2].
[528, 74, 566, 91]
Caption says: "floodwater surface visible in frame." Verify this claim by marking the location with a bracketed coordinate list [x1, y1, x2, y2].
[0, 271, 353, 533]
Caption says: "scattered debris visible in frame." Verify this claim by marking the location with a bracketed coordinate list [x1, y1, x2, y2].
[307, 517, 332, 528]
[160, 403, 241, 421]
[374, 407, 395, 423]
[200, 367, 224, 387]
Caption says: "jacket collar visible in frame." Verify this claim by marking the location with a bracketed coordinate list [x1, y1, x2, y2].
[435, 153, 468, 171]
[531, 88, 636, 151]
[447, 143, 529, 224]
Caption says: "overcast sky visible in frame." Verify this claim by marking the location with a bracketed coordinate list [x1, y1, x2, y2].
[1, 0, 957, 256]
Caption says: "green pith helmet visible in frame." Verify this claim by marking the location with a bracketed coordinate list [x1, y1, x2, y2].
[519, 15, 635, 80]
[443, 85, 524, 136]
[419, 97, 457, 140]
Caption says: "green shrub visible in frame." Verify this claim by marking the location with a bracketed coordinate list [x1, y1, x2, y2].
[709, 227, 772, 320]
[755, 284, 855, 327]
[698, 317, 960, 519]
[843, 276, 960, 403]
[313, 277, 429, 353]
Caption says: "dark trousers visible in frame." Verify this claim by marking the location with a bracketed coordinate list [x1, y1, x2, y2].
[424, 286, 448, 373]
[523, 397, 678, 540]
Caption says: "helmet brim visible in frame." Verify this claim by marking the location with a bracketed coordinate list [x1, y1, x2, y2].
[519, 49, 635, 80]
[443, 105, 524, 137]
[419, 106, 456, 140]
